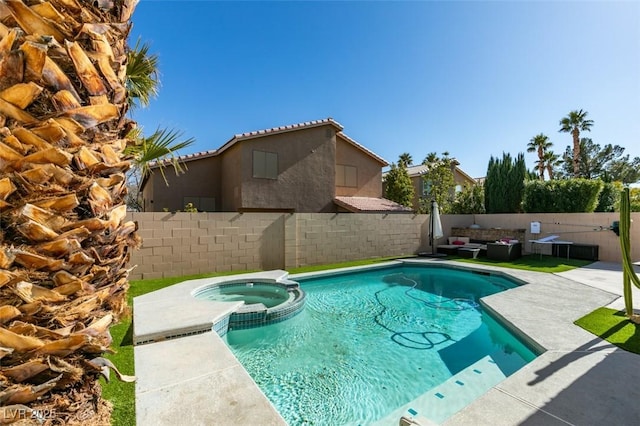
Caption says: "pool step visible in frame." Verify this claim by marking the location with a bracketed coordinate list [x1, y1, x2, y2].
[372, 355, 507, 425]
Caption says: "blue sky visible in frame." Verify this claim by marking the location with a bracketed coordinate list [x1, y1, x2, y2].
[130, 1, 639, 179]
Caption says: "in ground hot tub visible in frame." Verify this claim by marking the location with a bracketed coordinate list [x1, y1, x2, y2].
[193, 279, 305, 331]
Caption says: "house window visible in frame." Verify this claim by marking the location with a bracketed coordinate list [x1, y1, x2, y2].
[336, 164, 357, 187]
[422, 180, 432, 197]
[455, 184, 462, 193]
[253, 150, 278, 179]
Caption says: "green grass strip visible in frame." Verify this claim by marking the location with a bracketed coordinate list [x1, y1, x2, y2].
[450, 254, 592, 273]
[574, 307, 640, 354]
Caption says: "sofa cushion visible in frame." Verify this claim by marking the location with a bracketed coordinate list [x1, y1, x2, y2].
[448, 236, 470, 245]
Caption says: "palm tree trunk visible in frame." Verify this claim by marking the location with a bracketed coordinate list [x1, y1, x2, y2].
[537, 146, 544, 180]
[0, 0, 138, 423]
[572, 128, 580, 177]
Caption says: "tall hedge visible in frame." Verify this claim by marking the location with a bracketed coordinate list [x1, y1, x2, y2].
[485, 153, 526, 213]
[523, 179, 604, 212]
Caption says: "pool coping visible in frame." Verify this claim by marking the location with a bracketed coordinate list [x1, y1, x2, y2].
[133, 260, 640, 425]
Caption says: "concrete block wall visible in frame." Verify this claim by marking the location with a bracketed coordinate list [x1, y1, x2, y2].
[126, 212, 638, 281]
[288, 213, 427, 267]
[127, 212, 286, 280]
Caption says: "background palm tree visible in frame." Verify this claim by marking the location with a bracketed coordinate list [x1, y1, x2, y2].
[527, 133, 552, 180]
[124, 128, 195, 210]
[542, 150, 561, 180]
[559, 109, 594, 177]
[0, 1, 139, 423]
[398, 152, 413, 168]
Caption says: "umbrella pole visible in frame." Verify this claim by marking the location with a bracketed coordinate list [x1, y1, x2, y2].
[431, 202, 435, 254]
[425, 199, 446, 258]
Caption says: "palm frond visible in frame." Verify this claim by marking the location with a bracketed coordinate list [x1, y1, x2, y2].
[126, 127, 195, 185]
[126, 39, 160, 108]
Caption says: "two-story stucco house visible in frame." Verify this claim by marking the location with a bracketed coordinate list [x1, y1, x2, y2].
[382, 162, 477, 212]
[405, 163, 477, 211]
[140, 118, 411, 213]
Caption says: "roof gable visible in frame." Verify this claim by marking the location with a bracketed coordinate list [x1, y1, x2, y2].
[336, 133, 388, 166]
[149, 118, 343, 169]
[148, 118, 388, 170]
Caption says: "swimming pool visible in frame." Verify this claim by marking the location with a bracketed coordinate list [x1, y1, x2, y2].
[224, 264, 539, 425]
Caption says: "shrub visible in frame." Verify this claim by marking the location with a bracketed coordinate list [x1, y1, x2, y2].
[523, 179, 603, 212]
[595, 181, 623, 212]
[630, 188, 640, 212]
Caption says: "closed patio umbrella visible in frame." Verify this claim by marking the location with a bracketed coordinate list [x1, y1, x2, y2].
[430, 200, 445, 256]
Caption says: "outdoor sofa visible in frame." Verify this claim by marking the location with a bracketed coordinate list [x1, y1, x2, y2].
[437, 237, 487, 256]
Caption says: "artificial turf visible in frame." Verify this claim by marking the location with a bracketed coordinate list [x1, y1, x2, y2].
[574, 307, 640, 354]
[450, 253, 592, 273]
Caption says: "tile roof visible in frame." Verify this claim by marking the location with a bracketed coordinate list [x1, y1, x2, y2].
[231, 118, 343, 142]
[148, 149, 217, 168]
[334, 196, 413, 213]
[149, 118, 345, 168]
[382, 162, 479, 182]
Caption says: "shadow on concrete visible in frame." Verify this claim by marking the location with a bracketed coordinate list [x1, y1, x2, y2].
[521, 334, 640, 425]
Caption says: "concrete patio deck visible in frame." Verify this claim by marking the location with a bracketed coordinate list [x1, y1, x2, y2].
[133, 261, 640, 425]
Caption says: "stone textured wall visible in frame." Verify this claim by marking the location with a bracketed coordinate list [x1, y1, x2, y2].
[451, 227, 526, 243]
[126, 212, 638, 280]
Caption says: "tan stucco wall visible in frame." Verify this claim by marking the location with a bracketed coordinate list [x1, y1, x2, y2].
[142, 125, 388, 213]
[141, 174, 154, 212]
[335, 136, 384, 197]
[236, 125, 337, 212]
[220, 143, 243, 212]
[127, 212, 639, 281]
[143, 156, 220, 212]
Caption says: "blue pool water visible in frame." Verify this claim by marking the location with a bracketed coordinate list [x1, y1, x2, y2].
[224, 265, 538, 425]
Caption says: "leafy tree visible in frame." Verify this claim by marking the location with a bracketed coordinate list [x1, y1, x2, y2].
[450, 183, 485, 214]
[527, 133, 552, 180]
[485, 153, 527, 213]
[419, 152, 456, 213]
[559, 109, 594, 177]
[606, 155, 640, 184]
[398, 152, 413, 168]
[560, 138, 640, 184]
[384, 162, 415, 208]
[595, 181, 623, 212]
